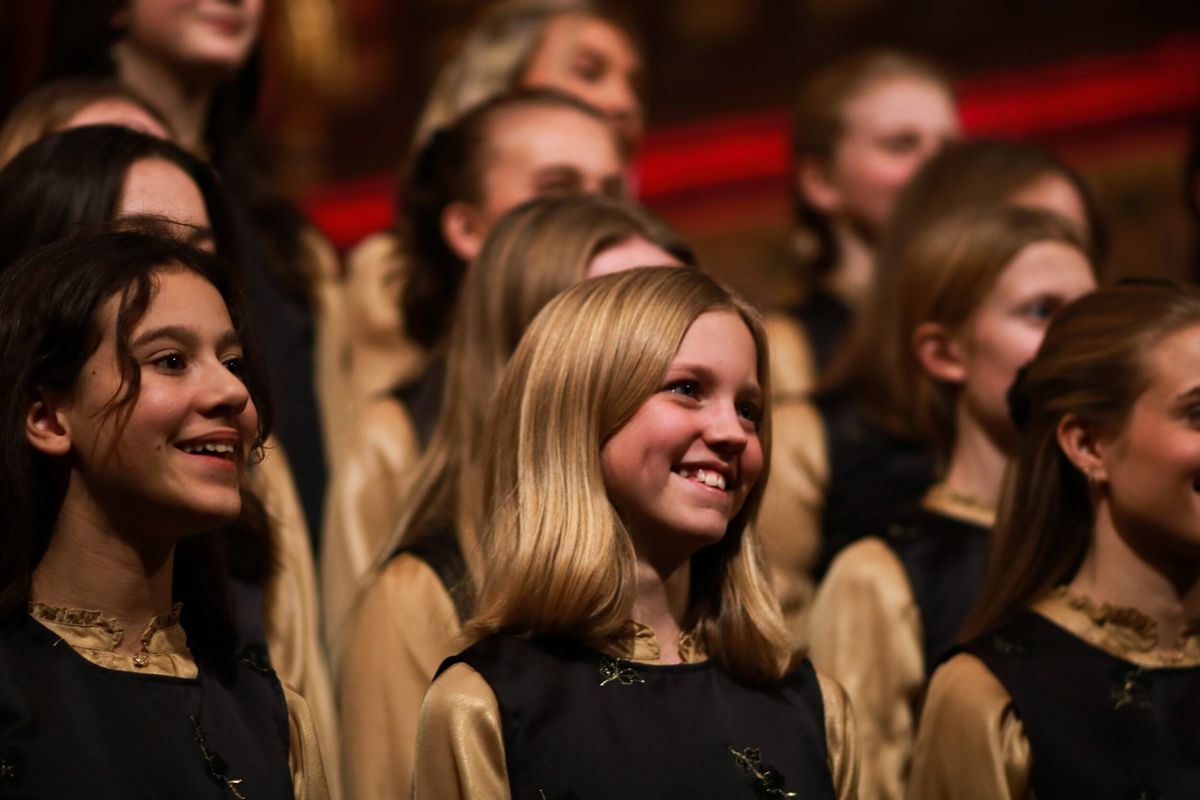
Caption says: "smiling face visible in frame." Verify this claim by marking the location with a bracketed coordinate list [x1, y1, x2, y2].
[119, 0, 262, 76]
[1098, 323, 1200, 554]
[55, 268, 257, 537]
[957, 241, 1096, 447]
[521, 13, 643, 154]
[600, 310, 764, 564]
[820, 75, 959, 236]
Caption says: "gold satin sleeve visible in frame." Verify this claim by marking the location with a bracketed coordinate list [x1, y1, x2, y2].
[764, 312, 818, 402]
[413, 663, 510, 800]
[809, 537, 924, 800]
[320, 395, 421, 659]
[908, 653, 1031, 800]
[756, 399, 828, 644]
[284, 683, 333, 800]
[343, 232, 429, 408]
[816, 670, 861, 800]
[411, 664, 859, 799]
[338, 553, 464, 800]
[252, 439, 342, 799]
[302, 226, 351, 469]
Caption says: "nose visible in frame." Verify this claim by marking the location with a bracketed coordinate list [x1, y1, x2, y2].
[600, 80, 642, 147]
[704, 401, 750, 455]
[200, 361, 252, 420]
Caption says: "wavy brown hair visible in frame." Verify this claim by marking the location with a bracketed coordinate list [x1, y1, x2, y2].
[962, 281, 1200, 639]
[469, 267, 793, 684]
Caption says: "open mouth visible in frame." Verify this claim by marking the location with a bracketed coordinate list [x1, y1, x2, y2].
[175, 441, 238, 463]
[674, 467, 727, 492]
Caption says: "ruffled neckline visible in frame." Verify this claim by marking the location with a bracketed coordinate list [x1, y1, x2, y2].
[606, 621, 707, 664]
[1035, 587, 1200, 668]
[28, 601, 197, 678]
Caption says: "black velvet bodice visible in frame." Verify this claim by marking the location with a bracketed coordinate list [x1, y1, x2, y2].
[814, 395, 937, 577]
[882, 508, 990, 674]
[963, 610, 1200, 799]
[787, 288, 853, 377]
[0, 614, 293, 799]
[441, 634, 837, 800]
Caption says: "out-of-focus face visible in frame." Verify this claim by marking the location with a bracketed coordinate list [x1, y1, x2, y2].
[55, 269, 257, 537]
[957, 241, 1096, 448]
[819, 75, 959, 237]
[119, 0, 263, 77]
[61, 98, 170, 139]
[585, 235, 683, 279]
[117, 157, 214, 251]
[471, 105, 625, 248]
[600, 311, 764, 567]
[521, 13, 643, 155]
[1010, 173, 1090, 238]
[1098, 323, 1200, 555]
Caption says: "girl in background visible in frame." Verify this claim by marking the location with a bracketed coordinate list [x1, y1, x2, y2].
[0, 126, 339, 791]
[807, 206, 1096, 799]
[911, 281, 1200, 798]
[758, 138, 1104, 641]
[0, 230, 326, 798]
[414, 267, 857, 799]
[337, 195, 688, 799]
[321, 89, 626, 637]
[767, 49, 959, 399]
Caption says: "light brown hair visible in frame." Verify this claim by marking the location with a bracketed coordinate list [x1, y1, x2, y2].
[848, 205, 1091, 457]
[963, 281, 1200, 638]
[468, 267, 794, 684]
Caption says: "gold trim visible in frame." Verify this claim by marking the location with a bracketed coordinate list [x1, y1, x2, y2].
[921, 484, 997, 528]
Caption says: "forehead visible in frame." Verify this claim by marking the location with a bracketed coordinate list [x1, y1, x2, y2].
[840, 75, 957, 133]
[62, 99, 170, 139]
[537, 13, 639, 69]
[673, 310, 760, 379]
[1141, 323, 1200, 401]
[987, 240, 1095, 300]
[484, 105, 618, 166]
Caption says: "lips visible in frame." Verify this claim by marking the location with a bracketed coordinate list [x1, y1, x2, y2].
[674, 466, 730, 492]
[174, 432, 241, 464]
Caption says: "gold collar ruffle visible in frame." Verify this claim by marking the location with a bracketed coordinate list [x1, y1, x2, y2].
[1035, 587, 1200, 668]
[29, 601, 197, 678]
[607, 621, 708, 664]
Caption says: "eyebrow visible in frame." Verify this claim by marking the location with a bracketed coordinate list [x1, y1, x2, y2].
[131, 325, 241, 351]
[1176, 386, 1200, 403]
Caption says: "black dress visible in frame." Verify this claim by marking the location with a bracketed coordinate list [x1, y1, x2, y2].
[786, 288, 853, 379]
[961, 610, 1200, 798]
[0, 613, 294, 798]
[439, 634, 838, 799]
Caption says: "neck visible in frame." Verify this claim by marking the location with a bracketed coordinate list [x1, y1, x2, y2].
[820, 218, 876, 310]
[33, 484, 177, 654]
[1070, 502, 1200, 647]
[114, 42, 214, 150]
[938, 406, 1009, 510]
[632, 556, 691, 664]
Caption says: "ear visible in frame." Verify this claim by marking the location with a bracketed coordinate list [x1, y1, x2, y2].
[912, 321, 967, 385]
[26, 391, 72, 457]
[1056, 413, 1107, 483]
[795, 156, 842, 214]
[440, 201, 486, 262]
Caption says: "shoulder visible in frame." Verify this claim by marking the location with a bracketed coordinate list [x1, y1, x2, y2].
[298, 224, 341, 282]
[770, 399, 829, 479]
[346, 232, 403, 278]
[343, 395, 420, 467]
[358, 553, 459, 631]
[764, 312, 816, 401]
[817, 536, 911, 608]
[923, 652, 1015, 737]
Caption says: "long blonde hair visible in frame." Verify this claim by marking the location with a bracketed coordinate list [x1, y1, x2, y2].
[963, 281, 1200, 639]
[382, 196, 691, 567]
[412, 0, 598, 150]
[469, 267, 794, 684]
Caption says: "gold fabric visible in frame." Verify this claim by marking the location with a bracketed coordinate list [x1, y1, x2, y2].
[343, 232, 429, 410]
[413, 629, 859, 800]
[321, 394, 422, 660]
[764, 312, 818, 402]
[756, 398, 829, 644]
[27, 606, 329, 798]
[252, 440, 342, 799]
[908, 589, 1200, 799]
[30, 601, 195, 678]
[305, 227, 352, 470]
[338, 553, 464, 800]
[809, 537, 922, 800]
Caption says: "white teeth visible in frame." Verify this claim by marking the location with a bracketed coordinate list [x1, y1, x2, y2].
[181, 443, 235, 456]
[675, 468, 726, 491]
